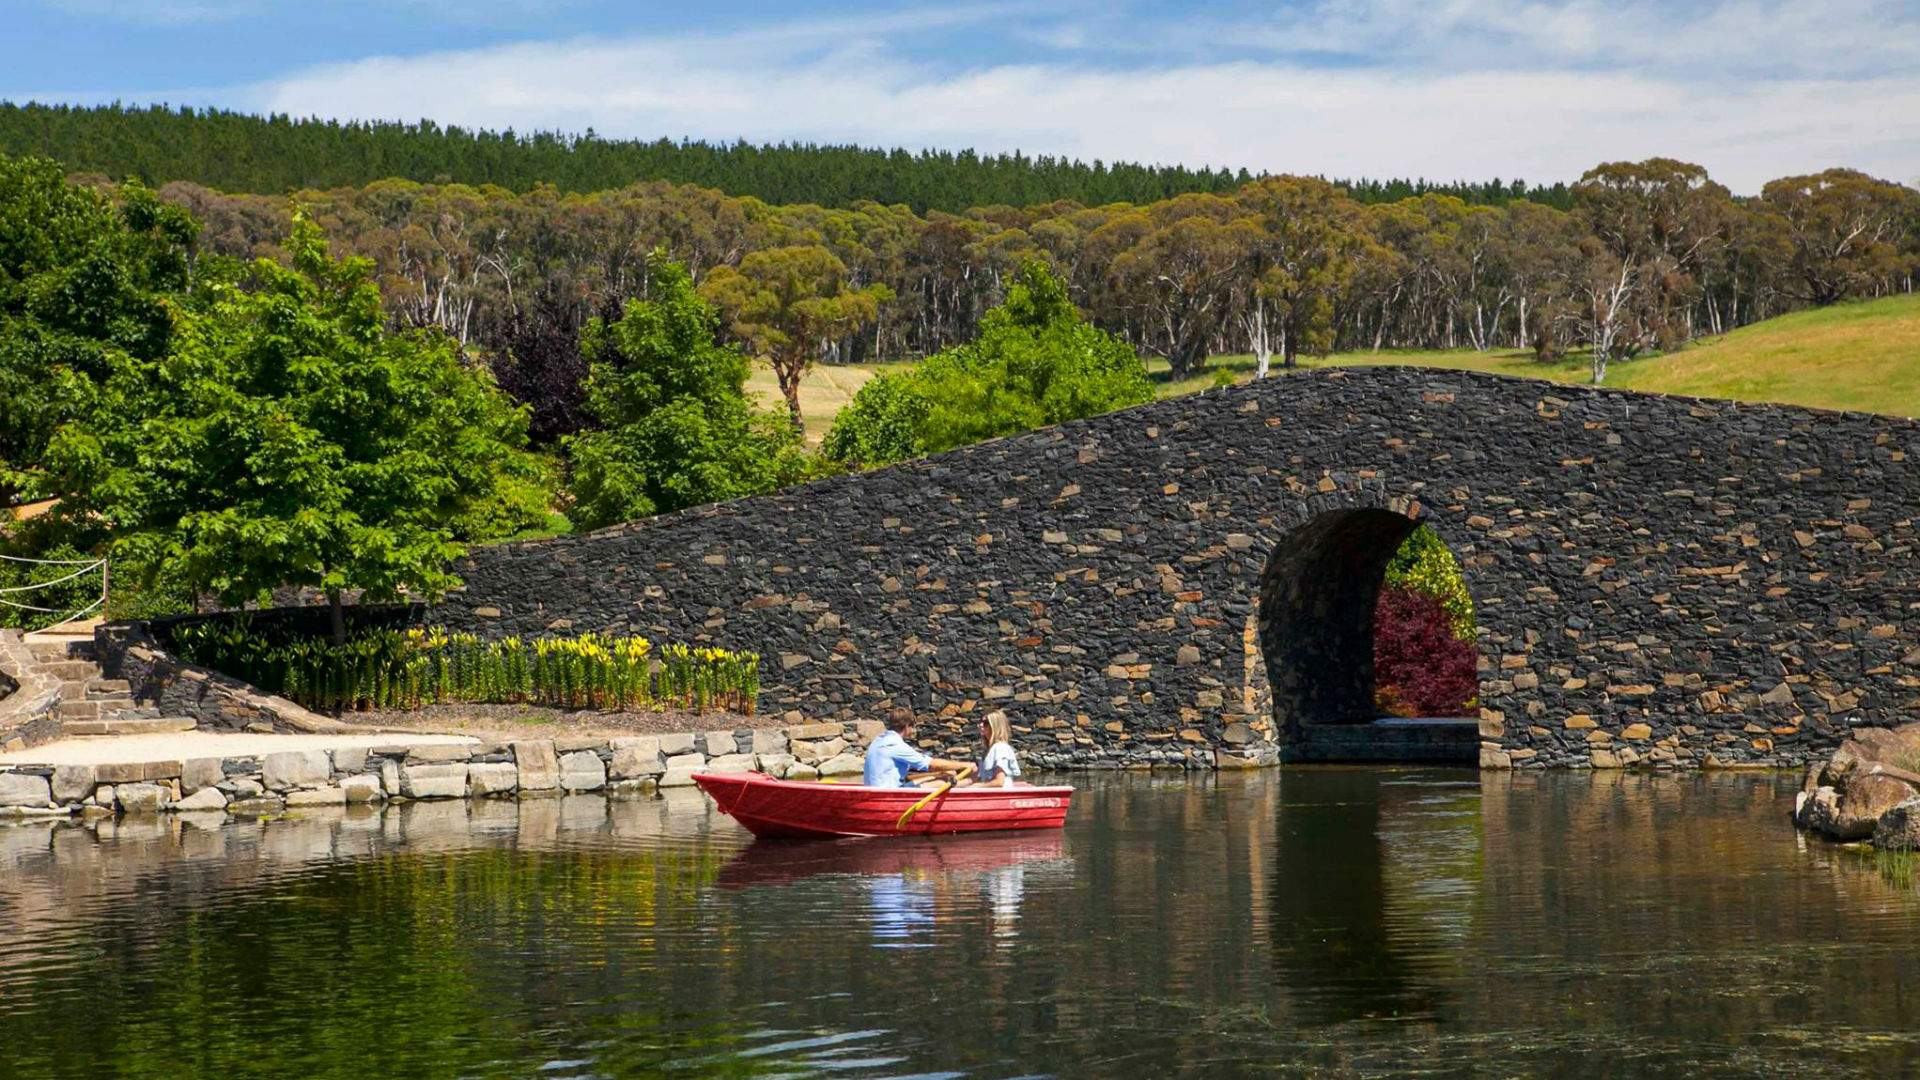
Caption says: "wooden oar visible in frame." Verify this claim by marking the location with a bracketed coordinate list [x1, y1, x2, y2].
[895, 765, 975, 830]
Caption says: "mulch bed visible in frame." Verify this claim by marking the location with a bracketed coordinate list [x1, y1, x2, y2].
[345, 701, 788, 741]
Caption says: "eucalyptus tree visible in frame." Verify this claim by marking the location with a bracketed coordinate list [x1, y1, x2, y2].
[1104, 194, 1253, 377]
[1572, 158, 1736, 379]
[1760, 169, 1920, 305]
[1236, 177, 1365, 371]
[699, 244, 892, 433]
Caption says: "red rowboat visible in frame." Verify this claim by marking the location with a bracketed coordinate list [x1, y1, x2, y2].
[692, 772, 1073, 839]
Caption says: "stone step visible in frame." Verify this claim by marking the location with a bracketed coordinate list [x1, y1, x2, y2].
[56, 682, 119, 703]
[55, 700, 104, 721]
[37, 659, 102, 681]
[27, 641, 95, 663]
[61, 716, 197, 737]
[55, 680, 130, 703]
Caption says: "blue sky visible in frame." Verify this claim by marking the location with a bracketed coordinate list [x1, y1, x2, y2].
[9, 0, 1920, 191]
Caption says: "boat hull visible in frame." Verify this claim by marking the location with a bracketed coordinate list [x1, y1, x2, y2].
[692, 772, 1073, 839]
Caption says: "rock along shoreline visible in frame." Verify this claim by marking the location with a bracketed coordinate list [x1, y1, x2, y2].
[0, 720, 882, 818]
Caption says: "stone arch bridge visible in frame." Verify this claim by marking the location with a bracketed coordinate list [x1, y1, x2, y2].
[437, 368, 1920, 770]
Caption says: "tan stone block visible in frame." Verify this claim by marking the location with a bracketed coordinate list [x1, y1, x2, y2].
[511, 740, 559, 791]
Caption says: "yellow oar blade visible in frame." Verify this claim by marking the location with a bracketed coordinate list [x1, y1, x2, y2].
[896, 783, 949, 830]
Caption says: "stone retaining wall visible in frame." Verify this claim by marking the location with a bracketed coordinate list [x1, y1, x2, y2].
[0, 720, 922, 817]
[0, 631, 65, 751]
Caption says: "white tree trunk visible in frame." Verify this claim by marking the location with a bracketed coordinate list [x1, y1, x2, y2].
[1245, 298, 1274, 379]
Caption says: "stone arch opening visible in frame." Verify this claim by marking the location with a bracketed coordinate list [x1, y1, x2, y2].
[1257, 507, 1481, 763]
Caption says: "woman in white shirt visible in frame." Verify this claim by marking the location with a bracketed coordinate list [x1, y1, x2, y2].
[976, 710, 1022, 787]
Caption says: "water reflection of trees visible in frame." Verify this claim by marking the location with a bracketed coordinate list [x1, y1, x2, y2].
[3, 773, 1919, 1075]
[1266, 768, 1480, 1026]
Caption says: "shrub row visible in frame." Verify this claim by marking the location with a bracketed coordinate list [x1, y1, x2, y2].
[169, 621, 759, 715]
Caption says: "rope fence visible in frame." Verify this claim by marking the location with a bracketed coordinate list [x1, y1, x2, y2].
[0, 552, 108, 627]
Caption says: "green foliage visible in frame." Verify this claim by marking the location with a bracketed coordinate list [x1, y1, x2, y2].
[0, 544, 101, 631]
[563, 256, 810, 530]
[169, 620, 760, 716]
[700, 245, 892, 433]
[824, 261, 1153, 466]
[0, 103, 1578, 213]
[1384, 526, 1476, 639]
[0, 153, 198, 503]
[39, 211, 538, 623]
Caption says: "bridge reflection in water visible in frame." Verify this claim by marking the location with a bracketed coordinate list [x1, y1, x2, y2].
[1, 771, 1918, 1075]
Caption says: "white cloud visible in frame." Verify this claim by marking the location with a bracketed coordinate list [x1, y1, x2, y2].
[231, 11, 1920, 192]
[36, 2, 1910, 192]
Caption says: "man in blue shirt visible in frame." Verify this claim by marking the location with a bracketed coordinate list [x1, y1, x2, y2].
[863, 709, 972, 788]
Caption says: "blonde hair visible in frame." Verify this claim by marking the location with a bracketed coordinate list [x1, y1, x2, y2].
[981, 710, 1011, 746]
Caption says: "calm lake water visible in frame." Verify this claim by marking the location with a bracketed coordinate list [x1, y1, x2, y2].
[2, 769, 1917, 1078]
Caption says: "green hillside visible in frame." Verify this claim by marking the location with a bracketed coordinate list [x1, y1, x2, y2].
[1605, 295, 1920, 416]
[1188, 294, 1920, 417]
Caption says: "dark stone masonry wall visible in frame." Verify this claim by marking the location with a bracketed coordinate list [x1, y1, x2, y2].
[434, 368, 1920, 771]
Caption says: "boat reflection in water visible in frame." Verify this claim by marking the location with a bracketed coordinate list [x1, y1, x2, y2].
[717, 831, 1072, 946]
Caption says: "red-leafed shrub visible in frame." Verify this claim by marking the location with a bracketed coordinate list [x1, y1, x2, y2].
[1373, 585, 1478, 717]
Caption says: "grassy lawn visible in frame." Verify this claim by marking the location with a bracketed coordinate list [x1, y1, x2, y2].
[745, 360, 913, 444]
[1180, 293, 1920, 417]
[1603, 295, 1920, 416]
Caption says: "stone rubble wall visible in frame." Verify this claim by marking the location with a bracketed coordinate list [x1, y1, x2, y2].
[0, 720, 902, 817]
[429, 367, 1920, 771]
[0, 631, 69, 751]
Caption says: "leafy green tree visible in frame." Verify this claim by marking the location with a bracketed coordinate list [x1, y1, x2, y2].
[825, 261, 1151, 466]
[1383, 525, 1475, 639]
[564, 255, 808, 530]
[699, 245, 891, 434]
[0, 153, 198, 505]
[41, 212, 536, 641]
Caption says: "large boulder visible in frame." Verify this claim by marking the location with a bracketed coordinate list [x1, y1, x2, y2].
[1831, 774, 1917, 841]
[1873, 797, 1920, 851]
[401, 763, 468, 799]
[1823, 725, 1920, 784]
[1794, 723, 1920, 842]
[558, 751, 606, 792]
[510, 740, 559, 792]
